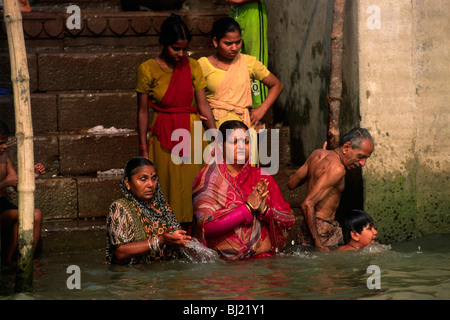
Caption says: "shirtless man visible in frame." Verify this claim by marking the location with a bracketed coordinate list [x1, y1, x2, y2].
[0, 120, 44, 265]
[287, 128, 374, 251]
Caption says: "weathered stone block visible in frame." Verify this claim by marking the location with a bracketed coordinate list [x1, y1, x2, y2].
[6, 134, 60, 177]
[59, 133, 138, 175]
[0, 52, 38, 92]
[0, 93, 58, 134]
[9, 177, 78, 220]
[37, 51, 152, 91]
[57, 91, 138, 131]
[77, 176, 123, 218]
[40, 219, 106, 254]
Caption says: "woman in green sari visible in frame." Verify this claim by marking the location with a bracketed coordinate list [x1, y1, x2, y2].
[106, 157, 191, 264]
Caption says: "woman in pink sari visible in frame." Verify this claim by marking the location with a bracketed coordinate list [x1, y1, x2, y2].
[192, 120, 295, 259]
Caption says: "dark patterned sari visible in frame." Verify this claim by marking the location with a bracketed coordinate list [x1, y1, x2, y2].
[106, 177, 182, 264]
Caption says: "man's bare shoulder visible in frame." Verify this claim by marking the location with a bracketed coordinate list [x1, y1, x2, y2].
[309, 149, 345, 175]
[0, 152, 9, 165]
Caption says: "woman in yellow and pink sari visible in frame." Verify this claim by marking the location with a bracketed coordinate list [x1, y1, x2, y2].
[192, 120, 295, 260]
[198, 17, 283, 165]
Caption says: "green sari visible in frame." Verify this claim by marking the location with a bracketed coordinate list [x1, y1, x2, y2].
[231, 0, 268, 109]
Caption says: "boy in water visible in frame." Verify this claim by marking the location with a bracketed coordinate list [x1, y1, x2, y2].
[0, 120, 44, 265]
[337, 209, 378, 251]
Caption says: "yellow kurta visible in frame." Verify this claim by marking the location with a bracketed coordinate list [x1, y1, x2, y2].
[198, 54, 270, 166]
[136, 58, 207, 223]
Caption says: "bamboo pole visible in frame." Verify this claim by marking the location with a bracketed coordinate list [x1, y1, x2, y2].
[3, 0, 35, 292]
[327, 0, 346, 149]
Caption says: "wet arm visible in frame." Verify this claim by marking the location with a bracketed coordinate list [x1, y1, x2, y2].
[114, 229, 190, 261]
[114, 240, 153, 261]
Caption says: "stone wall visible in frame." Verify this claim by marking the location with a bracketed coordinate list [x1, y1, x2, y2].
[0, 9, 226, 220]
[266, 0, 334, 164]
[357, 0, 450, 241]
[267, 0, 449, 242]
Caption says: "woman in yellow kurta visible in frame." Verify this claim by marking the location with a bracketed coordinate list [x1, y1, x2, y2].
[136, 14, 215, 227]
[198, 17, 283, 165]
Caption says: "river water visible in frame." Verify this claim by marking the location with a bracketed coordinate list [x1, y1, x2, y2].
[1, 233, 449, 300]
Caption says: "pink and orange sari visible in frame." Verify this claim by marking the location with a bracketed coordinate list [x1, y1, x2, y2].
[192, 159, 295, 260]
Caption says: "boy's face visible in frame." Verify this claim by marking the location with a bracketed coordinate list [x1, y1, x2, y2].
[0, 135, 8, 155]
[358, 224, 378, 247]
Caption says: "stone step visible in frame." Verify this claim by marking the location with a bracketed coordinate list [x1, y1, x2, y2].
[0, 91, 140, 134]
[6, 132, 138, 176]
[0, 49, 214, 93]
[40, 218, 107, 254]
[9, 175, 123, 220]
[6, 165, 302, 221]
[4, 126, 292, 177]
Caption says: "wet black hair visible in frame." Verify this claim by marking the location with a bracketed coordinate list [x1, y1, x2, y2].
[211, 17, 241, 41]
[0, 120, 10, 136]
[340, 209, 374, 244]
[218, 120, 249, 144]
[124, 157, 155, 180]
[159, 13, 191, 46]
[340, 127, 373, 148]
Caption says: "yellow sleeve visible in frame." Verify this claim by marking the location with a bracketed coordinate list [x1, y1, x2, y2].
[135, 60, 153, 94]
[189, 58, 207, 92]
[244, 54, 270, 81]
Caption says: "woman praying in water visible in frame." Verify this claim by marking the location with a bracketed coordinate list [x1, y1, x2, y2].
[192, 120, 295, 260]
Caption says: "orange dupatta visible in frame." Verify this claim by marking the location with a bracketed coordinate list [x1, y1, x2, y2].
[208, 53, 253, 127]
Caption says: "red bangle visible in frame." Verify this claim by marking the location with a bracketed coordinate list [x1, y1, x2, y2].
[139, 144, 148, 148]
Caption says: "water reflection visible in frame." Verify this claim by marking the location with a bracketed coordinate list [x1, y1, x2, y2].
[1, 234, 449, 300]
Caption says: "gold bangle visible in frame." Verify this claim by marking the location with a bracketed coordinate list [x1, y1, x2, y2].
[246, 201, 257, 212]
[258, 205, 268, 216]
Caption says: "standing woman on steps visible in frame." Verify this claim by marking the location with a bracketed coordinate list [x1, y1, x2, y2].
[198, 17, 282, 165]
[136, 14, 216, 230]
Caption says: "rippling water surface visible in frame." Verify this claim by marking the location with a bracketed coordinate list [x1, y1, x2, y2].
[2, 234, 449, 300]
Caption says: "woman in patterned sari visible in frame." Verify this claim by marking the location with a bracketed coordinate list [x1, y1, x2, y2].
[106, 157, 191, 264]
[192, 121, 295, 260]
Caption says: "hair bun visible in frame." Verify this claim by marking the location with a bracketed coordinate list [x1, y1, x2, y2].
[169, 13, 181, 20]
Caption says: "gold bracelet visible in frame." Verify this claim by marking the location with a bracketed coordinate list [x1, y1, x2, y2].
[246, 201, 257, 212]
[257, 205, 268, 216]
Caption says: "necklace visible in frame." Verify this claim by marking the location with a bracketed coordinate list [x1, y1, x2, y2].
[154, 56, 173, 71]
[213, 54, 228, 70]
[333, 149, 345, 166]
